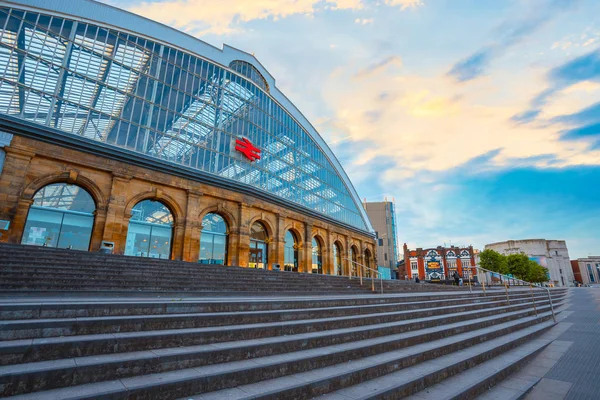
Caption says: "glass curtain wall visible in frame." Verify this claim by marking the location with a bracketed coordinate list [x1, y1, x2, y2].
[333, 242, 343, 276]
[199, 213, 228, 264]
[311, 237, 323, 274]
[21, 183, 95, 250]
[283, 230, 298, 272]
[249, 222, 268, 269]
[125, 200, 173, 259]
[0, 7, 369, 232]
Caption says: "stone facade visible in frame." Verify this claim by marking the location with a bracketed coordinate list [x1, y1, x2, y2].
[484, 239, 575, 287]
[0, 135, 376, 275]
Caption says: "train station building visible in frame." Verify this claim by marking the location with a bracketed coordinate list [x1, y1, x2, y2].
[0, 0, 376, 274]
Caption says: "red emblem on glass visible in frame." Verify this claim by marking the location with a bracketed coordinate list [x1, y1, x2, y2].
[235, 137, 261, 162]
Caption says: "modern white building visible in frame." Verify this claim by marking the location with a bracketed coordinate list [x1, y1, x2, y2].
[575, 257, 600, 285]
[485, 239, 574, 287]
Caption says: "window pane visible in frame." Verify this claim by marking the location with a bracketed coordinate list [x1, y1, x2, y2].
[57, 213, 94, 250]
[21, 208, 62, 247]
[125, 222, 151, 257]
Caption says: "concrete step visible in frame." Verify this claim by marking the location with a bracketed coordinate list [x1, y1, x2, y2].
[0, 304, 559, 396]
[1, 309, 556, 399]
[311, 320, 554, 400]
[404, 334, 549, 400]
[0, 292, 494, 320]
[0, 293, 530, 320]
[0, 295, 558, 340]
[0, 300, 559, 366]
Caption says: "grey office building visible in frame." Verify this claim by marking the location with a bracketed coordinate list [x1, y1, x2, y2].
[364, 201, 398, 274]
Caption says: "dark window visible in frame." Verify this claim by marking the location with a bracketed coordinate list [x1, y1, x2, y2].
[378, 238, 383, 246]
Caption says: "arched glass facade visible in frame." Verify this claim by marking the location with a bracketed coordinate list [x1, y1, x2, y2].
[21, 183, 95, 250]
[283, 230, 298, 272]
[311, 237, 323, 274]
[0, 5, 370, 232]
[125, 200, 173, 258]
[199, 213, 228, 264]
[249, 221, 268, 269]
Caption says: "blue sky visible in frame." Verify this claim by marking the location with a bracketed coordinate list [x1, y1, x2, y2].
[101, 0, 600, 258]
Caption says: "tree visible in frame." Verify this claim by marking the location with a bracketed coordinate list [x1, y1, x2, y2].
[526, 260, 549, 283]
[478, 249, 508, 274]
[506, 253, 530, 280]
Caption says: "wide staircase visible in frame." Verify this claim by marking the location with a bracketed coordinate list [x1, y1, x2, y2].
[0, 244, 568, 399]
[0, 243, 455, 295]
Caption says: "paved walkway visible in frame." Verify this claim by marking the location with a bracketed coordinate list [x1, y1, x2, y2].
[528, 288, 600, 400]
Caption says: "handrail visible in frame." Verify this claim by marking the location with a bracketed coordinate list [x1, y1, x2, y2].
[343, 258, 384, 294]
[473, 265, 556, 323]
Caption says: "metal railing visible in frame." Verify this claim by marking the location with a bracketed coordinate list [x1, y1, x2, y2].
[472, 266, 557, 323]
[343, 258, 384, 294]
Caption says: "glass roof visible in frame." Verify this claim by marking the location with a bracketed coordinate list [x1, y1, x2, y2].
[0, 6, 371, 232]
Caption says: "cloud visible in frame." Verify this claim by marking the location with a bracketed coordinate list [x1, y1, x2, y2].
[125, 0, 418, 36]
[318, 58, 600, 182]
[448, 50, 493, 83]
[511, 49, 600, 123]
[561, 123, 600, 140]
[549, 49, 600, 85]
[448, 0, 578, 82]
[353, 56, 402, 79]
[384, 0, 423, 10]
[354, 18, 374, 25]
[551, 101, 600, 126]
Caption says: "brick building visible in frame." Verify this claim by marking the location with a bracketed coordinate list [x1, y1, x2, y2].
[0, 0, 376, 275]
[402, 244, 477, 281]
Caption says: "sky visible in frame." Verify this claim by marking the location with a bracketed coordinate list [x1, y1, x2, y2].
[100, 0, 600, 259]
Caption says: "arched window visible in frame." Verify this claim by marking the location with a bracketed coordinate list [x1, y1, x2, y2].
[21, 183, 95, 250]
[0, 148, 5, 176]
[229, 60, 269, 92]
[333, 242, 343, 276]
[284, 230, 299, 272]
[365, 249, 373, 278]
[312, 237, 323, 274]
[199, 213, 228, 265]
[249, 221, 268, 269]
[125, 200, 173, 259]
[351, 246, 358, 276]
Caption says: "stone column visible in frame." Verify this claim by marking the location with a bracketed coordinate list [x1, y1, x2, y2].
[232, 203, 251, 268]
[358, 239, 365, 278]
[325, 229, 332, 275]
[344, 235, 351, 277]
[0, 146, 34, 243]
[181, 190, 203, 262]
[102, 174, 131, 255]
[273, 214, 286, 270]
[171, 222, 185, 261]
[303, 223, 313, 273]
[89, 206, 107, 251]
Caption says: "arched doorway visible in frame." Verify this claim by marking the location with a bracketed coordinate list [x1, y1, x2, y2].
[284, 230, 299, 272]
[249, 221, 268, 269]
[333, 242, 343, 276]
[21, 183, 96, 250]
[199, 213, 228, 264]
[351, 245, 359, 276]
[125, 200, 173, 259]
[312, 237, 323, 274]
